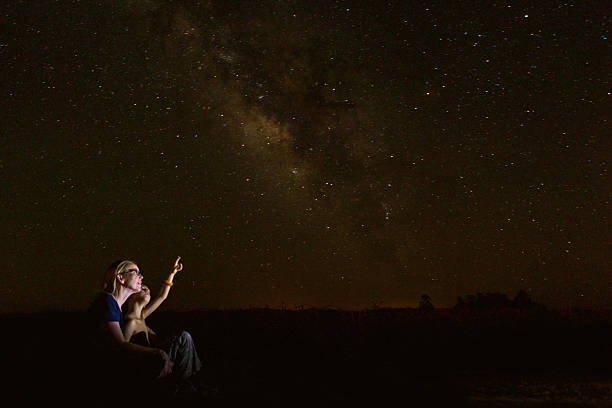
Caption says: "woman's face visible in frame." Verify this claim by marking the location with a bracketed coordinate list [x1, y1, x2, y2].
[121, 263, 143, 293]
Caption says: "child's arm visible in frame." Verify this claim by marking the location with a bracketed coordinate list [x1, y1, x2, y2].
[143, 256, 182, 319]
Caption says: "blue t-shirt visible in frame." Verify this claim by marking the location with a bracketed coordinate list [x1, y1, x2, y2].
[86, 292, 125, 365]
[88, 291, 123, 327]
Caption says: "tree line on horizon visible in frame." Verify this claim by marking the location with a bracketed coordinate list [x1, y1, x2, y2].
[418, 289, 545, 311]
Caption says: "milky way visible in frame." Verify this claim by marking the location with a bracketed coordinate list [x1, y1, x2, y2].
[1, 0, 610, 312]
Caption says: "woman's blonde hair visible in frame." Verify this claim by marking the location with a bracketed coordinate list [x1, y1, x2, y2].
[101, 260, 136, 297]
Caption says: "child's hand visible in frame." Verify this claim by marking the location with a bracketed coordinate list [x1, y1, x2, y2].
[172, 256, 183, 274]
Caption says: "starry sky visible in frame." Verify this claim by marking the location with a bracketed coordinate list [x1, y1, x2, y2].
[1, 0, 610, 313]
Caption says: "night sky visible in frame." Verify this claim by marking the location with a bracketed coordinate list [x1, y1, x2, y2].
[1, 0, 610, 313]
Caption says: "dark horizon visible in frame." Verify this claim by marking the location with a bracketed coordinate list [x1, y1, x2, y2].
[4, 288, 610, 315]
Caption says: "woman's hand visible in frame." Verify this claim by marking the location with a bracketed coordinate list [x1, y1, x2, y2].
[171, 256, 183, 275]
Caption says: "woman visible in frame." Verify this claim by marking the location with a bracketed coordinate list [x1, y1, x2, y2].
[123, 256, 202, 380]
[87, 259, 173, 380]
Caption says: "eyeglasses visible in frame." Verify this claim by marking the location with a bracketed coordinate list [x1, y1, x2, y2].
[118, 268, 143, 276]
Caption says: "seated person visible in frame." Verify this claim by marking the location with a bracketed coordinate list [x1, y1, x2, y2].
[87, 259, 173, 382]
[123, 257, 202, 381]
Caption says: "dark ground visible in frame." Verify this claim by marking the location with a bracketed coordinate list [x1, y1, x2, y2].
[4, 308, 612, 407]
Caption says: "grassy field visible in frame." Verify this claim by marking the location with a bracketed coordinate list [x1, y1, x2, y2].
[3, 308, 612, 406]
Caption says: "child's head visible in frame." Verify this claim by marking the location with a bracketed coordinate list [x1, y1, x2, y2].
[127, 284, 151, 309]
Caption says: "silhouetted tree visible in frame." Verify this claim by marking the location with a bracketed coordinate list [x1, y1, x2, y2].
[455, 290, 545, 311]
[454, 296, 466, 310]
[483, 292, 511, 309]
[419, 294, 434, 311]
[512, 289, 545, 310]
